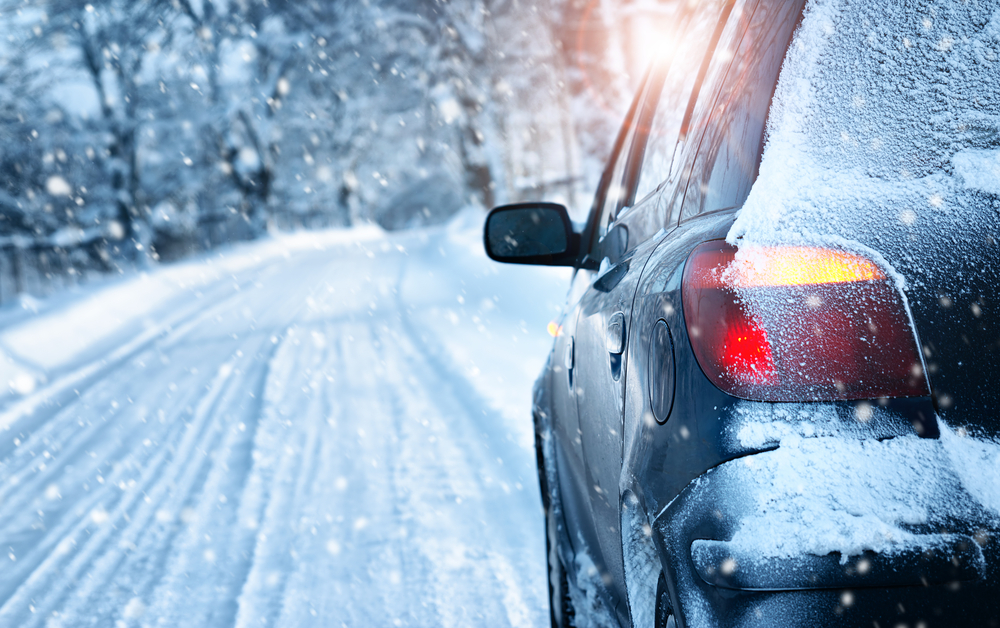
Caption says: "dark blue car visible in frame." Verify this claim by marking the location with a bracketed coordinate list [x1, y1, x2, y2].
[485, 0, 1000, 626]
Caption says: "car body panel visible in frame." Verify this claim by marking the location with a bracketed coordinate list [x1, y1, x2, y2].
[653, 447, 1000, 628]
[573, 195, 671, 622]
[550, 270, 588, 542]
[891, 224, 1000, 432]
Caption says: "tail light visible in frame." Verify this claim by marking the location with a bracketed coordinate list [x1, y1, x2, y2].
[682, 241, 929, 401]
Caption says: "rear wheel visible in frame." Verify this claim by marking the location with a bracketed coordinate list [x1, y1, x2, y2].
[546, 501, 575, 628]
[655, 571, 676, 628]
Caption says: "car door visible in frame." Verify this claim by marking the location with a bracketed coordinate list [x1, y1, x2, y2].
[551, 81, 653, 592]
[624, 0, 806, 513]
[570, 67, 681, 621]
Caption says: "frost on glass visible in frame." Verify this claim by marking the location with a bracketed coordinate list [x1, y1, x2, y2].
[731, 0, 1000, 256]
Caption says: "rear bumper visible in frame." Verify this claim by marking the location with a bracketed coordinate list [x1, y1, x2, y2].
[652, 436, 1000, 628]
[692, 534, 983, 590]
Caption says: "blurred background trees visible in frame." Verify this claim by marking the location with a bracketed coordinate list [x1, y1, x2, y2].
[0, 0, 675, 301]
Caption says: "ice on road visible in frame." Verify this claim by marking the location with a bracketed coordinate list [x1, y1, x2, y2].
[0, 214, 569, 627]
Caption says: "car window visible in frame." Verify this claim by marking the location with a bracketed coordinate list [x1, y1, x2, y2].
[679, 0, 806, 220]
[631, 0, 738, 206]
[637, 0, 755, 233]
[589, 73, 657, 248]
[596, 124, 637, 243]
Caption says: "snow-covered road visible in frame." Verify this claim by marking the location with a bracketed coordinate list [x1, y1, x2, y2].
[0, 215, 570, 627]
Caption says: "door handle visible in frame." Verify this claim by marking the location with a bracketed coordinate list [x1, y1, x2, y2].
[594, 260, 629, 293]
[606, 312, 626, 355]
[565, 336, 575, 370]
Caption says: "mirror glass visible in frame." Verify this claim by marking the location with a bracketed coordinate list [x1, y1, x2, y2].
[486, 206, 568, 258]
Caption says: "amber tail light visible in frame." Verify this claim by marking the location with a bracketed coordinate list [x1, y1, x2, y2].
[681, 241, 929, 401]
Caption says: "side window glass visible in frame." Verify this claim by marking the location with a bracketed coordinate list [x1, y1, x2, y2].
[632, 0, 735, 205]
[659, 0, 755, 227]
[596, 125, 636, 242]
[591, 72, 658, 246]
[681, 0, 806, 220]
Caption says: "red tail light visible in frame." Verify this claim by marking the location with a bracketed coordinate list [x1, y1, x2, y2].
[682, 241, 929, 401]
[721, 317, 774, 385]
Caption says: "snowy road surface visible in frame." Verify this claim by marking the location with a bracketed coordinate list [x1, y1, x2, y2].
[0, 215, 570, 627]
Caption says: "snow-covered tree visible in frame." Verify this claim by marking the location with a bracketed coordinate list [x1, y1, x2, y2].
[0, 0, 667, 298]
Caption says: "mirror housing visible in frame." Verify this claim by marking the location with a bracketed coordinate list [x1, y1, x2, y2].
[483, 202, 580, 267]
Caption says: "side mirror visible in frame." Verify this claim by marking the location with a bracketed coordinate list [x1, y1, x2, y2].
[484, 202, 579, 266]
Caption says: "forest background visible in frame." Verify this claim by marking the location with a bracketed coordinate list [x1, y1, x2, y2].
[0, 0, 675, 302]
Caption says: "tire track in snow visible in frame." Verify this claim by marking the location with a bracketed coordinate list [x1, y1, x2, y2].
[0, 341, 267, 627]
[0, 248, 341, 626]
[129, 334, 281, 628]
[365, 320, 442, 628]
[232, 320, 432, 628]
[0, 232, 550, 627]
[79, 334, 288, 627]
[379, 318, 543, 628]
[0, 342, 239, 607]
[131, 257, 344, 627]
[0, 254, 286, 457]
[313, 321, 440, 628]
[226, 325, 331, 628]
[0, 343, 224, 552]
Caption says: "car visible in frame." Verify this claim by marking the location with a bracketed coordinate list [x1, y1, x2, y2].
[483, 1, 1000, 627]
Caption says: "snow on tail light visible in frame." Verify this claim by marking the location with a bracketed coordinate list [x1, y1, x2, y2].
[681, 241, 929, 401]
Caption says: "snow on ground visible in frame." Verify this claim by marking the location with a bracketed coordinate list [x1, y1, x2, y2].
[0, 210, 570, 627]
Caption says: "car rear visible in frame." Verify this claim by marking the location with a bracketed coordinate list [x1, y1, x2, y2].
[630, 1, 1000, 626]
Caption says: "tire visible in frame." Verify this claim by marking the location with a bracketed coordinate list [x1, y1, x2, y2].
[655, 571, 676, 628]
[546, 499, 575, 628]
